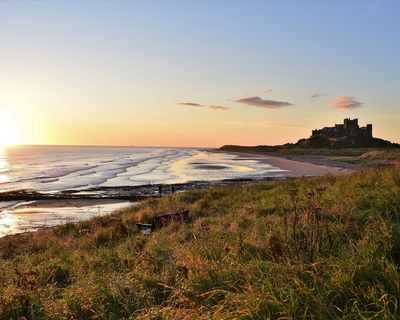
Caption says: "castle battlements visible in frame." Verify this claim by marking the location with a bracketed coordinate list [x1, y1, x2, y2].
[312, 118, 373, 139]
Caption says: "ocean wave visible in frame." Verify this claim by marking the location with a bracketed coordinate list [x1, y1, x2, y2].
[0, 147, 288, 192]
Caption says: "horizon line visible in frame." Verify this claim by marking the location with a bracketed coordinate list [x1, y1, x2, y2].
[3, 143, 213, 149]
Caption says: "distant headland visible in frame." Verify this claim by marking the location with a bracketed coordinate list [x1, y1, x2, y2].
[220, 118, 399, 152]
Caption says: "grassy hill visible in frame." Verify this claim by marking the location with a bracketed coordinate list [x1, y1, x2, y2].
[296, 135, 399, 149]
[219, 134, 399, 156]
[1, 166, 400, 319]
[219, 145, 400, 167]
[330, 149, 400, 166]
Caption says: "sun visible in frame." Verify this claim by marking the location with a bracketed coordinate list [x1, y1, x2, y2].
[0, 111, 21, 146]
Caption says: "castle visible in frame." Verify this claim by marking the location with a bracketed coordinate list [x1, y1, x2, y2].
[312, 118, 373, 139]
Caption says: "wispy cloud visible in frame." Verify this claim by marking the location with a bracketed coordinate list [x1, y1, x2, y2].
[264, 88, 273, 93]
[208, 105, 230, 111]
[310, 93, 326, 99]
[329, 96, 363, 109]
[176, 102, 231, 111]
[234, 96, 293, 109]
[176, 102, 205, 107]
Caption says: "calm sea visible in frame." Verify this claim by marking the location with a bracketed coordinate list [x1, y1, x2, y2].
[0, 146, 287, 237]
[0, 145, 287, 192]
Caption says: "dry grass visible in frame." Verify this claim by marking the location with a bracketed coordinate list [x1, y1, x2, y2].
[329, 149, 400, 166]
[1, 167, 400, 319]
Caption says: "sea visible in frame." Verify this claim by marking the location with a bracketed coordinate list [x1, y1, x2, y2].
[0, 145, 288, 237]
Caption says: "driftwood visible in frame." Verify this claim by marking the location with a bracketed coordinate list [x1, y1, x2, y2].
[136, 210, 189, 232]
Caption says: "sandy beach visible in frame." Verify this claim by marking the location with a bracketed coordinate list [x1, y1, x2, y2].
[211, 150, 359, 176]
[0, 148, 359, 238]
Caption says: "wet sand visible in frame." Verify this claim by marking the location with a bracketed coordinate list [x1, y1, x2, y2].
[0, 200, 133, 237]
[19, 199, 127, 210]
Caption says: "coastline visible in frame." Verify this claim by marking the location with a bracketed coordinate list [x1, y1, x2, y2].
[0, 199, 133, 238]
[210, 149, 359, 176]
[0, 148, 359, 238]
[1, 165, 398, 318]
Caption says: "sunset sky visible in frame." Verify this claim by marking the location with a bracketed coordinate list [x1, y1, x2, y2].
[0, 0, 399, 147]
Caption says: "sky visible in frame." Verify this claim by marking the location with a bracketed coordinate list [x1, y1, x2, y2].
[0, 0, 399, 147]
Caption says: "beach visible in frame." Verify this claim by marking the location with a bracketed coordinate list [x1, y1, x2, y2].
[0, 146, 361, 237]
[210, 149, 358, 176]
[0, 199, 132, 238]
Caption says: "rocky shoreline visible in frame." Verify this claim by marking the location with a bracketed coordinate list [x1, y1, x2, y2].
[0, 176, 287, 203]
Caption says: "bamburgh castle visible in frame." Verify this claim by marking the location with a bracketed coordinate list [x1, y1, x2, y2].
[312, 118, 373, 139]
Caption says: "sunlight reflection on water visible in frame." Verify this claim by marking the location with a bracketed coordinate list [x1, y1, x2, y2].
[0, 201, 133, 237]
[0, 146, 289, 237]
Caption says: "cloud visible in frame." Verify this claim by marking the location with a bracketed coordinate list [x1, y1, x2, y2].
[310, 93, 326, 99]
[208, 105, 230, 111]
[176, 102, 204, 107]
[264, 88, 273, 93]
[234, 96, 293, 109]
[329, 96, 363, 109]
[176, 102, 231, 111]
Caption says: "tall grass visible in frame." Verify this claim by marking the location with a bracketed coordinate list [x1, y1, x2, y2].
[330, 149, 400, 166]
[1, 167, 400, 319]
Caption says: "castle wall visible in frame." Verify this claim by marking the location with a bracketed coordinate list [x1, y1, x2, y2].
[312, 119, 373, 139]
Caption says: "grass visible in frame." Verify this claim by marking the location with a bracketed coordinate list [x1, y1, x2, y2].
[221, 145, 400, 158]
[330, 149, 400, 166]
[221, 145, 400, 166]
[220, 145, 372, 156]
[1, 166, 400, 319]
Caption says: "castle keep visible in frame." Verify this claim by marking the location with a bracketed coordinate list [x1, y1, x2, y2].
[312, 118, 373, 139]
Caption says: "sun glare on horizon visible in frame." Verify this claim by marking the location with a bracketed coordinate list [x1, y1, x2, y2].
[0, 111, 22, 146]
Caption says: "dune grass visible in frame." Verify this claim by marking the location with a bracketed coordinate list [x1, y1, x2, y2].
[221, 145, 400, 162]
[329, 149, 400, 166]
[1, 166, 400, 319]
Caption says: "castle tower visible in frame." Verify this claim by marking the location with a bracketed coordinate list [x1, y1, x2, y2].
[366, 124, 373, 138]
[343, 118, 358, 130]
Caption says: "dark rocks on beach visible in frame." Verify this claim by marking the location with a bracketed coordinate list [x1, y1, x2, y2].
[0, 177, 284, 203]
